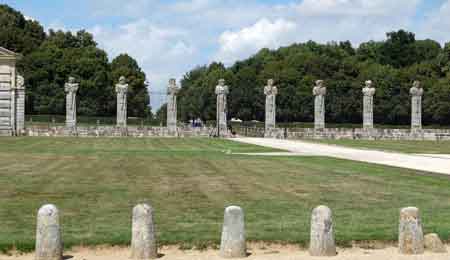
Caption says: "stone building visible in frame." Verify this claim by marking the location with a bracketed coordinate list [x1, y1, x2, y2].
[0, 47, 24, 136]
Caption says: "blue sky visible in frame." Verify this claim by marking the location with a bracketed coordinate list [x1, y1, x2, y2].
[2, 0, 450, 109]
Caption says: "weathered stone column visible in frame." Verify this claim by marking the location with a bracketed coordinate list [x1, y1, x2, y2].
[116, 76, 128, 128]
[309, 205, 336, 256]
[167, 79, 179, 135]
[64, 77, 79, 129]
[362, 80, 375, 129]
[313, 80, 326, 129]
[215, 79, 229, 137]
[131, 204, 157, 259]
[264, 79, 278, 135]
[35, 204, 63, 260]
[399, 207, 424, 255]
[15, 74, 25, 133]
[410, 81, 423, 130]
[219, 206, 246, 258]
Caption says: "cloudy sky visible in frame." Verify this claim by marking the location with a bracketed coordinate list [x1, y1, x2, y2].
[3, 0, 450, 109]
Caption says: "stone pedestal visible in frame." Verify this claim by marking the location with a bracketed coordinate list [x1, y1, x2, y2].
[116, 76, 128, 128]
[309, 205, 336, 256]
[399, 207, 424, 255]
[131, 204, 158, 259]
[362, 80, 375, 129]
[219, 206, 246, 258]
[410, 81, 423, 130]
[264, 79, 277, 136]
[215, 79, 229, 137]
[35, 204, 63, 260]
[313, 80, 326, 130]
[167, 79, 179, 135]
[15, 74, 25, 133]
[64, 77, 79, 129]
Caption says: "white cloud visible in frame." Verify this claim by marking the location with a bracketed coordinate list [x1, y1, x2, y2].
[215, 18, 297, 64]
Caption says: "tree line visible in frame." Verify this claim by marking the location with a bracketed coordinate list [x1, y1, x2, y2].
[176, 30, 450, 126]
[0, 4, 151, 118]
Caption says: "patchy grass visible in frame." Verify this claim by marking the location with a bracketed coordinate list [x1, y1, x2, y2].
[0, 137, 450, 252]
[308, 139, 450, 154]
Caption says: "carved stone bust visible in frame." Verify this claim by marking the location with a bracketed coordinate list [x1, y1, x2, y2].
[363, 80, 376, 96]
[65, 77, 79, 93]
[215, 79, 229, 95]
[116, 76, 128, 94]
[16, 74, 25, 89]
[410, 81, 423, 97]
[264, 79, 278, 96]
[168, 78, 179, 95]
[313, 80, 326, 96]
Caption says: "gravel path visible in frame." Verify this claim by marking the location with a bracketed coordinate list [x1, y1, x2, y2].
[231, 138, 450, 175]
[3, 245, 450, 260]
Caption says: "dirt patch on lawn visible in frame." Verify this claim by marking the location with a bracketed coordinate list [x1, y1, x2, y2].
[2, 243, 449, 260]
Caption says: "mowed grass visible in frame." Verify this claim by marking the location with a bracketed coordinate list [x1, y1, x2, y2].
[1, 137, 450, 252]
[308, 139, 450, 154]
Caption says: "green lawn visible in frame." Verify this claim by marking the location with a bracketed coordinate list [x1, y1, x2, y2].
[307, 139, 450, 154]
[1, 137, 450, 252]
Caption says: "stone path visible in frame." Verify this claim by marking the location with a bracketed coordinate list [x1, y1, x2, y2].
[231, 138, 450, 175]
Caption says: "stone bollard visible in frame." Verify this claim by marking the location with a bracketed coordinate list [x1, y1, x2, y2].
[399, 207, 424, 255]
[309, 205, 336, 256]
[35, 204, 63, 260]
[131, 204, 158, 259]
[219, 206, 246, 258]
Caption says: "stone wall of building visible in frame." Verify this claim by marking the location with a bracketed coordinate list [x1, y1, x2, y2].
[24, 126, 217, 137]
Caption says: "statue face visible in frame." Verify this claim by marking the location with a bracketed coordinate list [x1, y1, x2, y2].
[365, 80, 373, 88]
[119, 76, 126, 84]
[315, 80, 324, 87]
[268, 79, 274, 86]
[218, 79, 225, 86]
[169, 78, 176, 86]
[413, 81, 421, 88]
[17, 75, 24, 86]
[68, 77, 75, 83]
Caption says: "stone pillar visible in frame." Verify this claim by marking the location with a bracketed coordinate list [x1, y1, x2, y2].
[219, 206, 246, 258]
[313, 80, 326, 129]
[309, 205, 336, 256]
[116, 76, 129, 128]
[15, 74, 25, 133]
[131, 204, 157, 260]
[167, 79, 179, 135]
[264, 79, 278, 135]
[35, 204, 63, 260]
[399, 207, 424, 255]
[64, 77, 79, 129]
[362, 80, 376, 129]
[410, 81, 423, 130]
[215, 79, 229, 137]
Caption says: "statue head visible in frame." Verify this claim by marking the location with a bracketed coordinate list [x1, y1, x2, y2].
[413, 80, 421, 88]
[68, 76, 76, 84]
[169, 78, 176, 86]
[365, 80, 373, 88]
[218, 79, 225, 86]
[119, 76, 127, 84]
[315, 80, 324, 88]
[17, 74, 24, 88]
[267, 79, 275, 87]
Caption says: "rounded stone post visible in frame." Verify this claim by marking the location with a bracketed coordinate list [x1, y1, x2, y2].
[131, 204, 157, 260]
[219, 206, 246, 258]
[35, 204, 63, 260]
[309, 205, 336, 256]
[399, 207, 424, 255]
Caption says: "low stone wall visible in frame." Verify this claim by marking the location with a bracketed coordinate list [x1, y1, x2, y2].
[250, 127, 450, 141]
[23, 126, 217, 137]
